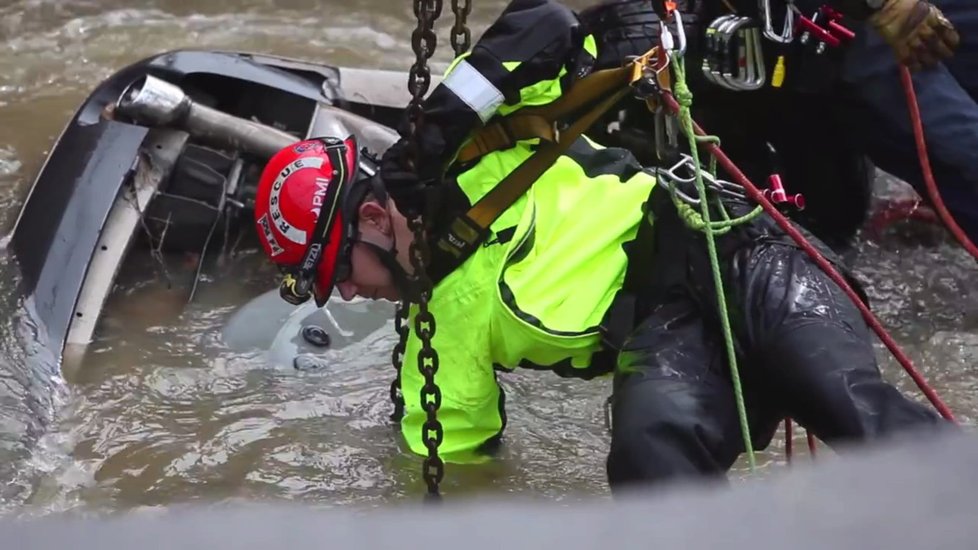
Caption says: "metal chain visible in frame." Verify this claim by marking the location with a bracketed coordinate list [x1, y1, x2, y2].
[405, 0, 443, 174]
[407, 215, 443, 503]
[450, 0, 472, 57]
[389, 305, 408, 422]
[388, 0, 443, 503]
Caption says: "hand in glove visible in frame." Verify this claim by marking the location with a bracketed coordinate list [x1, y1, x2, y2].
[870, 0, 960, 71]
[378, 139, 429, 219]
[379, 139, 418, 187]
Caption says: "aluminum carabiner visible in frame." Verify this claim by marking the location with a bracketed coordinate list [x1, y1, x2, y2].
[702, 14, 739, 87]
[740, 24, 767, 90]
[759, 0, 795, 43]
[717, 16, 754, 90]
[655, 154, 748, 205]
[658, 9, 688, 58]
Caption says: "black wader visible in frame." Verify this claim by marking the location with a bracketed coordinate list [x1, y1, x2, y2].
[605, 186, 945, 491]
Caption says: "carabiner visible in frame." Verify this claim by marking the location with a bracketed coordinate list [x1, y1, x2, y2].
[656, 154, 748, 205]
[740, 24, 767, 90]
[702, 14, 738, 87]
[703, 15, 765, 91]
[717, 16, 765, 91]
[712, 16, 742, 90]
[759, 0, 795, 43]
[658, 8, 688, 58]
[719, 17, 747, 89]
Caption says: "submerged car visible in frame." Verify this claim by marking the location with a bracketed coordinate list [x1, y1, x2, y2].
[8, 49, 417, 369]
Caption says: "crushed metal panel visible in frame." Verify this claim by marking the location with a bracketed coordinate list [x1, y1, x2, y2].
[336, 66, 443, 108]
[65, 129, 187, 347]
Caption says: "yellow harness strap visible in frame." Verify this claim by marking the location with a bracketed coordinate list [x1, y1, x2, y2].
[431, 47, 663, 275]
[455, 46, 665, 164]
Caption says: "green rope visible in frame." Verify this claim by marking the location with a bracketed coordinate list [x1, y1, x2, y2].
[669, 55, 758, 471]
[673, 197, 762, 234]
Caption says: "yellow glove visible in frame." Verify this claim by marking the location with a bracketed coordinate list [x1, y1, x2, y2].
[870, 0, 960, 70]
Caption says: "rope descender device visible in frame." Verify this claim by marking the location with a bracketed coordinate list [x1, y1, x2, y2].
[637, 56, 682, 163]
[643, 1, 688, 163]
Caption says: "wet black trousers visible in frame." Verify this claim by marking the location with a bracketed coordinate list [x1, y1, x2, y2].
[605, 237, 945, 492]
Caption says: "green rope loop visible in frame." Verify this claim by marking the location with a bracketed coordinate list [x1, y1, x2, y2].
[673, 198, 762, 233]
[669, 55, 758, 471]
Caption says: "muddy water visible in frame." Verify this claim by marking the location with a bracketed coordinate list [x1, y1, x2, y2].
[0, 0, 975, 517]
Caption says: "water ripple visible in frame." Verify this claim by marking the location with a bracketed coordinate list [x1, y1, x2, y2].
[1, 0, 977, 518]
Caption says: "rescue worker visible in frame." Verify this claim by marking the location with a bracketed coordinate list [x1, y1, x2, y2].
[581, 0, 964, 253]
[252, 0, 947, 491]
[842, 0, 978, 241]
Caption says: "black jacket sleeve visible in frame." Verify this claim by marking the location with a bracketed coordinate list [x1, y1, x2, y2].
[393, 0, 590, 183]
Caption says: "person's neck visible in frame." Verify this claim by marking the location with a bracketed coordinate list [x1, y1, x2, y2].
[387, 200, 420, 276]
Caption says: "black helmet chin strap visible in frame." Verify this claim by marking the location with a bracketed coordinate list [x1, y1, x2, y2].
[359, 236, 417, 302]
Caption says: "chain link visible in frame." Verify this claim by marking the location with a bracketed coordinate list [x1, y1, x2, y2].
[389, 305, 408, 422]
[450, 0, 472, 57]
[407, 214, 444, 502]
[388, 0, 444, 503]
[405, 0, 443, 176]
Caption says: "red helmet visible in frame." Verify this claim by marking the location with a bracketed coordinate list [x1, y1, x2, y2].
[254, 136, 360, 307]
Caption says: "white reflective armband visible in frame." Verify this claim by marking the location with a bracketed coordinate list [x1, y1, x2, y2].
[441, 59, 505, 123]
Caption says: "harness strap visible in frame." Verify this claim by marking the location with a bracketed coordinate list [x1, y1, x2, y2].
[457, 114, 556, 164]
[455, 47, 665, 164]
[427, 47, 662, 283]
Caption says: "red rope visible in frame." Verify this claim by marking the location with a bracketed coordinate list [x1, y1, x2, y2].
[784, 418, 794, 463]
[661, 92, 957, 423]
[785, 418, 820, 463]
[899, 65, 978, 261]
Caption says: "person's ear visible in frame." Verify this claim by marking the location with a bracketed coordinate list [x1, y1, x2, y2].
[358, 200, 391, 235]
